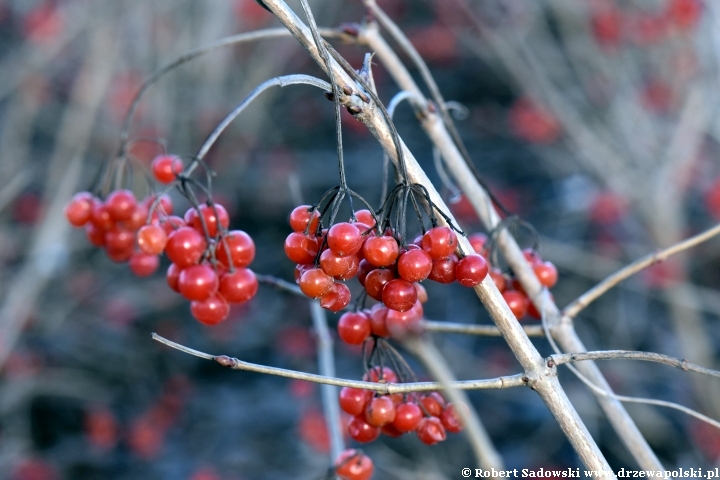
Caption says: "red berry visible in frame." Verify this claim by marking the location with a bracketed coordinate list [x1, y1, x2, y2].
[420, 393, 445, 416]
[503, 290, 529, 319]
[190, 294, 229, 325]
[106, 246, 133, 263]
[339, 387, 373, 416]
[327, 222, 363, 257]
[381, 423, 404, 438]
[91, 202, 115, 231]
[382, 278, 417, 312]
[354, 209, 376, 228]
[320, 249, 355, 277]
[522, 248, 542, 266]
[421, 226, 457, 259]
[299, 268, 333, 299]
[392, 402, 423, 432]
[105, 228, 135, 252]
[217, 230, 255, 268]
[364, 268, 394, 301]
[364, 396, 396, 427]
[184, 204, 230, 238]
[362, 235, 399, 267]
[64, 192, 94, 227]
[137, 224, 167, 255]
[166, 227, 207, 267]
[320, 282, 352, 312]
[85, 223, 106, 247]
[397, 249, 432, 282]
[284, 232, 319, 265]
[363, 366, 397, 383]
[534, 261, 558, 288]
[289, 205, 321, 234]
[166, 263, 182, 292]
[334, 449, 374, 480]
[178, 264, 219, 301]
[468, 232, 487, 254]
[151, 154, 183, 184]
[428, 256, 457, 283]
[455, 254, 489, 287]
[347, 416, 380, 443]
[124, 203, 149, 231]
[337, 312, 372, 345]
[489, 267, 506, 292]
[129, 253, 160, 277]
[356, 259, 375, 287]
[417, 417, 447, 445]
[369, 305, 390, 338]
[160, 215, 185, 236]
[440, 404, 463, 433]
[219, 268, 258, 303]
[105, 189, 136, 222]
[385, 301, 424, 338]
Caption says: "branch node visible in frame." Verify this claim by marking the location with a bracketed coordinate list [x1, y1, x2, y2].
[215, 355, 237, 368]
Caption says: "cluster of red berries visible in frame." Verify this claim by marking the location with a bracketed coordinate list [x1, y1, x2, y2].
[338, 366, 462, 448]
[285, 205, 489, 316]
[334, 448, 374, 480]
[467, 233, 558, 320]
[64, 157, 258, 326]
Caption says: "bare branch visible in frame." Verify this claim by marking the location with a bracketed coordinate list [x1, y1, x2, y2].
[550, 351, 720, 380]
[357, 11, 653, 473]
[261, 0, 615, 472]
[151, 333, 526, 393]
[563, 223, 720, 320]
[423, 320, 545, 337]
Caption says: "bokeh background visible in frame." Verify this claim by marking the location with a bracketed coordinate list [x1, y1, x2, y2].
[1, 0, 720, 478]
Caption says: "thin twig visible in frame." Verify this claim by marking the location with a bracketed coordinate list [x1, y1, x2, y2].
[309, 301, 345, 461]
[563, 223, 720, 320]
[550, 351, 720, 379]
[422, 320, 544, 337]
[151, 333, 526, 393]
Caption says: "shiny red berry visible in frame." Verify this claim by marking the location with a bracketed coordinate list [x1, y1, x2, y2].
[417, 416, 447, 445]
[64, 192, 94, 227]
[319, 282, 352, 312]
[327, 222, 363, 257]
[151, 154, 183, 184]
[421, 226, 457, 259]
[190, 294, 229, 325]
[503, 290, 529, 319]
[289, 205, 321, 234]
[105, 189, 136, 222]
[137, 224, 167, 255]
[455, 254, 489, 287]
[284, 232, 318, 265]
[217, 230, 255, 268]
[364, 396, 396, 427]
[397, 249, 432, 282]
[337, 312, 371, 345]
[166, 227, 207, 267]
[219, 268, 258, 303]
[129, 253, 159, 277]
[334, 449, 374, 480]
[339, 387, 372, 416]
[299, 268, 333, 298]
[178, 264, 219, 301]
[362, 235, 399, 267]
[392, 402, 423, 432]
[347, 416, 380, 443]
[382, 278, 417, 312]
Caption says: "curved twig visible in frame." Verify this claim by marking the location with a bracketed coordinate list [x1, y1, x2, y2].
[550, 350, 720, 380]
[151, 333, 526, 393]
[563, 223, 720, 319]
